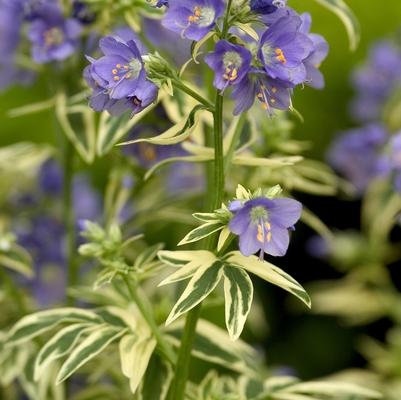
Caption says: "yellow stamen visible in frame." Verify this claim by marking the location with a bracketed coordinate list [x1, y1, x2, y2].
[112, 69, 118, 75]
[275, 48, 287, 64]
[113, 76, 120, 81]
[271, 87, 277, 93]
[116, 64, 121, 68]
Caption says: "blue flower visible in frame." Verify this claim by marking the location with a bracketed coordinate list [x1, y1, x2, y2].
[327, 124, 390, 194]
[250, 0, 287, 15]
[38, 159, 63, 196]
[205, 40, 252, 92]
[258, 13, 314, 85]
[350, 40, 401, 122]
[72, 0, 96, 25]
[162, 0, 225, 41]
[85, 31, 158, 115]
[299, 13, 329, 89]
[231, 69, 292, 115]
[28, 2, 82, 63]
[229, 196, 302, 257]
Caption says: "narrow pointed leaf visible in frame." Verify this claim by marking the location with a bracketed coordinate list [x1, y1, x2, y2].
[178, 222, 224, 246]
[223, 266, 253, 340]
[56, 325, 125, 383]
[166, 261, 224, 325]
[227, 252, 311, 308]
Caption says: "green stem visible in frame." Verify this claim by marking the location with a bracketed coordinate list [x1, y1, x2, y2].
[168, 3, 233, 398]
[168, 92, 226, 400]
[121, 275, 176, 364]
[64, 140, 77, 306]
[172, 79, 215, 110]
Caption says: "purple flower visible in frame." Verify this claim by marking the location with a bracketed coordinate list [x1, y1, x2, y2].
[205, 40, 252, 92]
[229, 196, 302, 257]
[156, 0, 169, 7]
[327, 124, 390, 194]
[72, 0, 96, 25]
[258, 14, 313, 85]
[85, 32, 158, 116]
[28, 3, 82, 63]
[162, 0, 225, 41]
[250, 0, 287, 15]
[350, 40, 401, 122]
[232, 69, 292, 115]
[299, 13, 329, 89]
[38, 159, 63, 196]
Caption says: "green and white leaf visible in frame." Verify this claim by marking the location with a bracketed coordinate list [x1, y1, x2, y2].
[178, 222, 224, 246]
[217, 227, 231, 252]
[7, 308, 103, 346]
[140, 354, 173, 400]
[227, 252, 311, 308]
[223, 265, 253, 340]
[312, 0, 360, 50]
[34, 323, 94, 380]
[158, 250, 214, 267]
[56, 325, 126, 383]
[119, 333, 156, 395]
[165, 261, 224, 325]
[165, 319, 258, 374]
[0, 243, 33, 278]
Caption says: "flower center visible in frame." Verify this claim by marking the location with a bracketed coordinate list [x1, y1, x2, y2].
[43, 27, 64, 47]
[187, 6, 215, 27]
[272, 0, 287, 8]
[222, 51, 243, 82]
[111, 58, 142, 82]
[250, 206, 268, 222]
[262, 43, 287, 65]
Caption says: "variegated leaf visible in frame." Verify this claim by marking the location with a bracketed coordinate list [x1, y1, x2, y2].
[7, 308, 103, 346]
[227, 252, 311, 308]
[178, 222, 224, 246]
[141, 354, 173, 400]
[56, 325, 126, 383]
[34, 323, 94, 380]
[165, 261, 224, 325]
[223, 265, 253, 340]
[158, 250, 215, 267]
[165, 319, 258, 374]
[119, 333, 156, 395]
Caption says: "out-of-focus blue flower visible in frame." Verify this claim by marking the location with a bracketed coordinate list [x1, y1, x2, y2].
[28, 2, 82, 63]
[72, 0, 96, 25]
[38, 158, 63, 196]
[0, 0, 24, 59]
[162, 0, 225, 41]
[156, 0, 169, 7]
[350, 40, 401, 122]
[327, 124, 390, 194]
[258, 13, 314, 85]
[73, 175, 102, 222]
[205, 40, 252, 92]
[85, 32, 158, 116]
[306, 235, 330, 259]
[250, 0, 287, 15]
[228, 196, 302, 257]
[232, 69, 292, 115]
[300, 13, 329, 89]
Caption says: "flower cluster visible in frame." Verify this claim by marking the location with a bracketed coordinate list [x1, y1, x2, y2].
[161, 1, 328, 115]
[228, 190, 302, 258]
[350, 40, 401, 122]
[329, 35, 401, 195]
[84, 30, 158, 116]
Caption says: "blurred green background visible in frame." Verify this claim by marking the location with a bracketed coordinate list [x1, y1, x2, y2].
[1, 0, 401, 158]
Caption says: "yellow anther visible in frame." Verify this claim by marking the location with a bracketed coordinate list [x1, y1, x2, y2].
[271, 87, 277, 93]
[113, 76, 120, 81]
[266, 231, 272, 242]
[188, 6, 202, 23]
[257, 93, 264, 99]
[270, 98, 276, 104]
[194, 6, 202, 16]
[123, 65, 129, 70]
[261, 102, 269, 110]
[112, 69, 118, 75]
[116, 63, 122, 68]
[275, 48, 287, 64]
